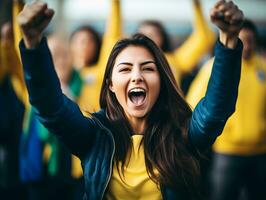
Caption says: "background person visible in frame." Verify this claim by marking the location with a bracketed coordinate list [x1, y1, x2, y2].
[186, 19, 266, 200]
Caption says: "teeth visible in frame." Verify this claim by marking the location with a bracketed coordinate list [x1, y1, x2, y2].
[129, 88, 145, 93]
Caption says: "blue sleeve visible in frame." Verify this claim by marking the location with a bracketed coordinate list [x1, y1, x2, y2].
[189, 39, 243, 151]
[19, 38, 98, 158]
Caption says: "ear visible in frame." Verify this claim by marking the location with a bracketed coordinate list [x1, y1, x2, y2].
[109, 80, 115, 93]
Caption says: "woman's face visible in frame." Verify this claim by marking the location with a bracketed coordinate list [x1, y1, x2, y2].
[138, 24, 163, 49]
[70, 30, 97, 68]
[109, 45, 161, 124]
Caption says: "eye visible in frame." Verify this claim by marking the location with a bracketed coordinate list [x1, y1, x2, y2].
[119, 67, 131, 73]
[143, 67, 155, 71]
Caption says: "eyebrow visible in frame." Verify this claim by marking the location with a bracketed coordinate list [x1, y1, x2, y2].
[117, 61, 156, 67]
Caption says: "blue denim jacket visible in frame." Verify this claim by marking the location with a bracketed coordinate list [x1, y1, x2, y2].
[19, 38, 242, 200]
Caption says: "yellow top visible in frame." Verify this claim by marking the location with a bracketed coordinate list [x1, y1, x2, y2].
[105, 135, 162, 200]
[78, 0, 122, 113]
[0, 1, 29, 107]
[166, 1, 216, 83]
[186, 54, 266, 155]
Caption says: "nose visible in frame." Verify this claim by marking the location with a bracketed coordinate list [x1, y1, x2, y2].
[131, 68, 143, 83]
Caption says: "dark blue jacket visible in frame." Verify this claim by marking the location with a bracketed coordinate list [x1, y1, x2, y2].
[0, 76, 24, 188]
[19, 38, 242, 200]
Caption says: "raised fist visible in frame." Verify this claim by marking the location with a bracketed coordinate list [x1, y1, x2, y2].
[17, 1, 54, 48]
[210, 0, 244, 48]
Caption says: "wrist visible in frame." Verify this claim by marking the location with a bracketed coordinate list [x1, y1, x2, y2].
[219, 31, 239, 49]
[23, 36, 42, 49]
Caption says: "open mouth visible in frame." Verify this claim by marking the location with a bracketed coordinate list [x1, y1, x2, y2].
[128, 88, 146, 106]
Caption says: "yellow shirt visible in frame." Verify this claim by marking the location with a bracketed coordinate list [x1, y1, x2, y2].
[186, 55, 266, 155]
[105, 135, 162, 200]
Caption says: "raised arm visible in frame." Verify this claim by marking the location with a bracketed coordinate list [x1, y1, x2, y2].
[17, 2, 99, 158]
[188, 0, 244, 150]
[97, 0, 122, 70]
[173, 0, 216, 74]
[11, 0, 29, 106]
[13, 0, 24, 56]
[0, 21, 28, 107]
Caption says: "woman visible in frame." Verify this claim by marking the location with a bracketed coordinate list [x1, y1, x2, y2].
[17, 1, 243, 199]
[69, 25, 102, 71]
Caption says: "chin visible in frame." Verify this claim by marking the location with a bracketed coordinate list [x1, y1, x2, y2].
[128, 110, 148, 119]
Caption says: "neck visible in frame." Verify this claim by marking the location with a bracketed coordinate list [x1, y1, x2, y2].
[129, 118, 146, 134]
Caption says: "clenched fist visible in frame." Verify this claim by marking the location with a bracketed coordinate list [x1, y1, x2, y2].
[210, 0, 244, 48]
[17, 1, 54, 49]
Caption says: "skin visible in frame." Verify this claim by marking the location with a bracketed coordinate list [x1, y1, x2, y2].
[1, 22, 13, 46]
[109, 45, 160, 134]
[69, 30, 97, 69]
[138, 25, 163, 49]
[47, 35, 72, 86]
[239, 28, 256, 60]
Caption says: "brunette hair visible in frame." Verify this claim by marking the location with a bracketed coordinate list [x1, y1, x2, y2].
[69, 25, 102, 65]
[138, 20, 172, 53]
[100, 34, 200, 198]
[242, 19, 259, 42]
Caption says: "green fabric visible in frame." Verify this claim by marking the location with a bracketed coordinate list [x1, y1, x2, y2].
[46, 69, 83, 176]
[22, 69, 83, 177]
[69, 69, 83, 98]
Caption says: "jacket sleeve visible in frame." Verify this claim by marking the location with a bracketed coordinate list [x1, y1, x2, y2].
[186, 58, 214, 107]
[188, 39, 242, 151]
[19, 38, 98, 158]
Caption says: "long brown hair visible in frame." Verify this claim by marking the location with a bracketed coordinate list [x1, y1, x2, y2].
[100, 34, 200, 198]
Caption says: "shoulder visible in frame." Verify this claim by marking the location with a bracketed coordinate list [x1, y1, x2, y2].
[92, 109, 111, 129]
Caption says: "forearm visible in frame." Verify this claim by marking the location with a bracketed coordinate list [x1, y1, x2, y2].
[98, 0, 122, 69]
[189, 39, 242, 150]
[19, 37, 63, 115]
[19, 37, 99, 157]
[205, 39, 242, 118]
[13, 0, 24, 56]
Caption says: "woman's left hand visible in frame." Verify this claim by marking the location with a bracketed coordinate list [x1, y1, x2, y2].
[210, 0, 244, 48]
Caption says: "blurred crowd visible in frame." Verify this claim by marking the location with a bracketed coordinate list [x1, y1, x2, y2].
[0, 0, 265, 200]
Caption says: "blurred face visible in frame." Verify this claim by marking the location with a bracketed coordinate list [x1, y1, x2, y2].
[109, 45, 161, 127]
[1, 22, 13, 46]
[138, 24, 163, 49]
[48, 37, 72, 84]
[239, 28, 256, 60]
[70, 30, 97, 69]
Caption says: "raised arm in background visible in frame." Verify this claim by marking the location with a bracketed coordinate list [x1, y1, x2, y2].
[171, 0, 216, 74]
[78, 0, 122, 112]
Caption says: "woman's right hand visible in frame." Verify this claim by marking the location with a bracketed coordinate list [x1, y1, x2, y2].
[17, 1, 54, 49]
